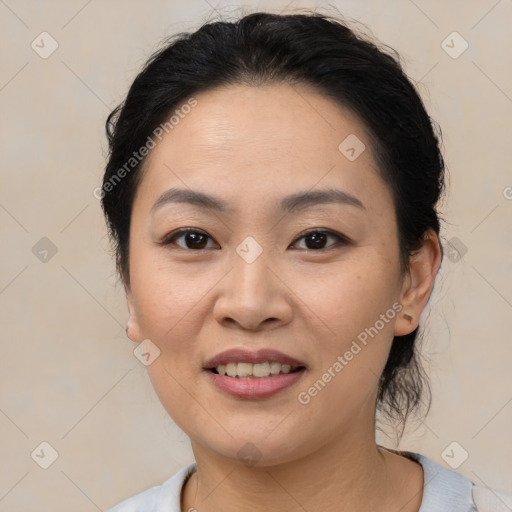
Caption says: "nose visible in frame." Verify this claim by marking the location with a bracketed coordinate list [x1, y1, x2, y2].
[212, 251, 293, 332]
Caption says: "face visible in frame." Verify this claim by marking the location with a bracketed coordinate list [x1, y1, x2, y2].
[125, 82, 418, 466]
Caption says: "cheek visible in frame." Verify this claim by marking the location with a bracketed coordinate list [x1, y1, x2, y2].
[290, 250, 401, 339]
[288, 250, 401, 404]
[293, 275, 399, 437]
[129, 245, 215, 339]
[131, 262, 214, 428]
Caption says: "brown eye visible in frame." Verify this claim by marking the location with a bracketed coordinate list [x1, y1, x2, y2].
[291, 230, 349, 250]
[160, 228, 218, 250]
[159, 228, 349, 251]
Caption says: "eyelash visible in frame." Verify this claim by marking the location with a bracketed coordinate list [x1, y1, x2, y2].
[158, 227, 351, 251]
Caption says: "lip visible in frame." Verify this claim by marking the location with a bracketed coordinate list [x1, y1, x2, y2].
[203, 348, 306, 369]
[204, 368, 306, 399]
[203, 347, 307, 400]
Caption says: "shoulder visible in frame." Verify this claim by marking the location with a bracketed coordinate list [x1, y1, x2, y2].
[472, 485, 512, 512]
[388, 448, 512, 512]
[106, 462, 197, 512]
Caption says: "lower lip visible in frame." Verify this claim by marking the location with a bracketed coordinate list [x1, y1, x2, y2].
[205, 369, 306, 399]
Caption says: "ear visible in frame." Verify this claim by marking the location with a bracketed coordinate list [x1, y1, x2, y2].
[394, 229, 442, 336]
[125, 284, 143, 343]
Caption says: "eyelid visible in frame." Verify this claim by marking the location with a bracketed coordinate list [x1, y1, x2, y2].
[289, 228, 351, 250]
[159, 227, 350, 251]
[158, 227, 219, 249]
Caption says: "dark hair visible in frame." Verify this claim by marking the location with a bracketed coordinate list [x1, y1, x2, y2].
[101, 11, 445, 440]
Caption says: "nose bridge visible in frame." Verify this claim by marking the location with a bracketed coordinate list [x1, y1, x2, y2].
[231, 236, 274, 305]
[213, 235, 292, 329]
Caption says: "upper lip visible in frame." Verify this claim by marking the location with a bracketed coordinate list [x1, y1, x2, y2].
[203, 348, 306, 369]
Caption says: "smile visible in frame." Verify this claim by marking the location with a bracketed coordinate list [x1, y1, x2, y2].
[205, 365, 306, 399]
[212, 361, 304, 378]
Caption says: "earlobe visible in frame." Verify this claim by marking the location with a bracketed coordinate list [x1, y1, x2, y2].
[125, 286, 143, 343]
[394, 229, 442, 336]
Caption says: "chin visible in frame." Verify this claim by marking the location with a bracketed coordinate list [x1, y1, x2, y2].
[191, 429, 315, 468]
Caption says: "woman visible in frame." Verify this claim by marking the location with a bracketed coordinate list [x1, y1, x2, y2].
[101, 11, 511, 512]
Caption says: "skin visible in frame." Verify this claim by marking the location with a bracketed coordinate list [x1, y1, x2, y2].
[124, 82, 442, 512]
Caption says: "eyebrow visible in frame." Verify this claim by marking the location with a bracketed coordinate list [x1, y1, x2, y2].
[150, 187, 365, 215]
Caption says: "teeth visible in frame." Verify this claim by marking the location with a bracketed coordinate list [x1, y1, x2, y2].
[225, 363, 237, 377]
[270, 362, 281, 375]
[253, 362, 270, 377]
[237, 362, 253, 377]
[215, 362, 299, 378]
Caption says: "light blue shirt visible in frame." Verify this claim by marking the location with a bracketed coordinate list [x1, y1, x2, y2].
[107, 450, 512, 511]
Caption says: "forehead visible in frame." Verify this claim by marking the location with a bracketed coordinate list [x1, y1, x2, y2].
[135, 82, 390, 215]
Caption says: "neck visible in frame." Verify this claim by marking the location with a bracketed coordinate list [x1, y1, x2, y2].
[181, 426, 423, 512]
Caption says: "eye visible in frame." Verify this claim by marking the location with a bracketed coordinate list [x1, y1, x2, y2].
[159, 228, 219, 250]
[159, 227, 350, 251]
[290, 229, 350, 250]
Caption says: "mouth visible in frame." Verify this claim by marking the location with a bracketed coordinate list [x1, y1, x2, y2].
[202, 348, 307, 399]
[207, 362, 306, 379]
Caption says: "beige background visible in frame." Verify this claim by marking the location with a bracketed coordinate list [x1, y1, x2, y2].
[1, 0, 511, 510]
